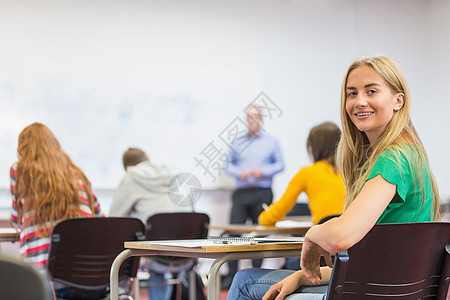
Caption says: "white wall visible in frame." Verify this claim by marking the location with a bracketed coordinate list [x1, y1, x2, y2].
[429, 0, 450, 201]
[0, 0, 449, 205]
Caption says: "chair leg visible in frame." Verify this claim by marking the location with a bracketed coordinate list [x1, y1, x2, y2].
[121, 277, 139, 300]
[189, 270, 196, 300]
[133, 278, 140, 300]
[176, 281, 182, 300]
[50, 281, 57, 300]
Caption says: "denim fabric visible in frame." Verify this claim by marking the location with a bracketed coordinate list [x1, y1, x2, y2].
[283, 257, 301, 270]
[146, 258, 193, 300]
[226, 268, 327, 300]
[148, 272, 174, 300]
[54, 288, 108, 299]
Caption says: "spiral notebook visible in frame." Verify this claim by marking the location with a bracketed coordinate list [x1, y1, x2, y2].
[207, 236, 304, 245]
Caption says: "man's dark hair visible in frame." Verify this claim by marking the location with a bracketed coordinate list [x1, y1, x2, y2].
[122, 148, 149, 170]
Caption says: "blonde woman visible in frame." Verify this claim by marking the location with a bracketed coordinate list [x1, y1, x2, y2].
[226, 55, 440, 300]
[10, 123, 103, 267]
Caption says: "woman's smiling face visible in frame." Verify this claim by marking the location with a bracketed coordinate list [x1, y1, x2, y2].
[345, 65, 404, 144]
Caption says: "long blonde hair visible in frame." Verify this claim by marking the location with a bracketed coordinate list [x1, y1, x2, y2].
[336, 56, 440, 220]
[13, 123, 96, 236]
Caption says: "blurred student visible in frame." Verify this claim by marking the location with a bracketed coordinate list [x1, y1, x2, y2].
[258, 122, 345, 227]
[258, 122, 345, 270]
[10, 122, 103, 267]
[109, 147, 187, 223]
[109, 147, 192, 300]
[227, 55, 440, 300]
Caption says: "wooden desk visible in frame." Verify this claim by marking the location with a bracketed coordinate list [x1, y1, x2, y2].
[0, 228, 20, 243]
[209, 221, 312, 237]
[281, 215, 313, 223]
[110, 239, 303, 300]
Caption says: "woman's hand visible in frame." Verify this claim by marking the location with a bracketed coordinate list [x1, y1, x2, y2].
[300, 236, 333, 285]
[262, 271, 304, 300]
[262, 237, 334, 300]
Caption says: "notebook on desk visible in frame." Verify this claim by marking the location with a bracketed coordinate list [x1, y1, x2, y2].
[207, 235, 304, 245]
[275, 220, 313, 228]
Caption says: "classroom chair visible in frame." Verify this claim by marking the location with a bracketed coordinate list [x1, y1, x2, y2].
[317, 214, 341, 225]
[143, 212, 210, 300]
[287, 222, 450, 300]
[316, 214, 341, 267]
[286, 203, 312, 217]
[0, 253, 53, 300]
[46, 217, 146, 300]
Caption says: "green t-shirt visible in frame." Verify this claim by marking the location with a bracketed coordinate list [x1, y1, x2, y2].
[366, 144, 434, 224]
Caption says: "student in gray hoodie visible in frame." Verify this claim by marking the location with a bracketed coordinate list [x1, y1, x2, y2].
[109, 147, 189, 223]
[109, 147, 192, 300]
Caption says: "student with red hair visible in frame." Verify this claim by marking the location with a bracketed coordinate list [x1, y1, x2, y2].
[10, 122, 103, 267]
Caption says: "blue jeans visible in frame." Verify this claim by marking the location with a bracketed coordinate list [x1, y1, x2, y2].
[146, 259, 192, 300]
[226, 268, 327, 300]
[283, 257, 301, 270]
[148, 272, 174, 300]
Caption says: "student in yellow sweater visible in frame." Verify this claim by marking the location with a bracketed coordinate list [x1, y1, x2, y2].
[258, 122, 345, 227]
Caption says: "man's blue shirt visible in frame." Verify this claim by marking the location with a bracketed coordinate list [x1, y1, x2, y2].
[226, 132, 284, 189]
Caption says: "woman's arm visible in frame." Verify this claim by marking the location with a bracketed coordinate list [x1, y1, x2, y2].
[300, 174, 396, 283]
[259, 170, 305, 225]
[263, 268, 332, 300]
[307, 174, 396, 253]
[109, 176, 136, 217]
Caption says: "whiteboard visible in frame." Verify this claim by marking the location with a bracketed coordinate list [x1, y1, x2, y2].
[0, 0, 449, 200]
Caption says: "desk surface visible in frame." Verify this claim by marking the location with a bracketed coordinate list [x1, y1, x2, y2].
[124, 238, 303, 254]
[0, 227, 20, 242]
[281, 215, 313, 222]
[208, 222, 311, 235]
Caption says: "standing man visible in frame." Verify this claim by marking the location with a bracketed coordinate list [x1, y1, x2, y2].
[222, 105, 285, 288]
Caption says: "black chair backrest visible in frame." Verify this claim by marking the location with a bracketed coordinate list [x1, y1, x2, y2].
[318, 215, 341, 267]
[327, 222, 450, 300]
[286, 203, 311, 217]
[146, 212, 210, 240]
[0, 254, 53, 300]
[47, 217, 145, 291]
[318, 214, 341, 225]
